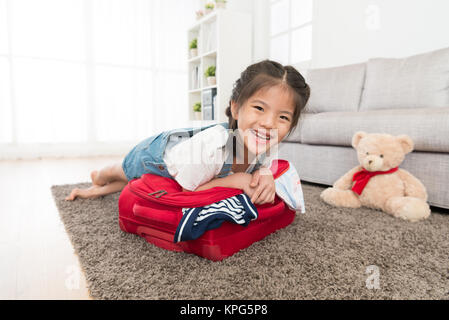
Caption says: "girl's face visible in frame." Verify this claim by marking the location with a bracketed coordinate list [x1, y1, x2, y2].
[231, 84, 295, 157]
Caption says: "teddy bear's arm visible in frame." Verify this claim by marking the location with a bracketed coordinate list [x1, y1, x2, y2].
[333, 165, 363, 190]
[397, 169, 428, 201]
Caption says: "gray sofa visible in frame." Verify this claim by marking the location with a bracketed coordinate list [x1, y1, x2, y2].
[279, 46, 449, 209]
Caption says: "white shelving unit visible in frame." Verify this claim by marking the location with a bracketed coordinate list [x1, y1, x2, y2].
[187, 8, 252, 124]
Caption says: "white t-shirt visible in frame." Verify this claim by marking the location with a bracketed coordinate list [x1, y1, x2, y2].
[163, 125, 230, 191]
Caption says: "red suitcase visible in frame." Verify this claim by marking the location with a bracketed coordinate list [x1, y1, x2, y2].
[118, 159, 295, 261]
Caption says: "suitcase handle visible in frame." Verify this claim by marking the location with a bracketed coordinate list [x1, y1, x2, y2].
[133, 203, 180, 225]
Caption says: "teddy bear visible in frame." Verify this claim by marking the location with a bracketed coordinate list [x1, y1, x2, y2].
[320, 131, 431, 222]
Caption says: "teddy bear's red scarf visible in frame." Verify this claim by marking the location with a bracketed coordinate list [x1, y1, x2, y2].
[352, 167, 398, 195]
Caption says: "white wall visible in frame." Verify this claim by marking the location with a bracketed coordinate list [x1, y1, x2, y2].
[311, 0, 449, 68]
[172, 0, 449, 71]
[195, 0, 270, 62]
[212, 0, 270, 63]
[250, 0, 270, 62]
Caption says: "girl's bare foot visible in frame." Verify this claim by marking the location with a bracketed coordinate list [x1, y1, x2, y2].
[65, 180, 127, 201]
[65, 185, 101, 201]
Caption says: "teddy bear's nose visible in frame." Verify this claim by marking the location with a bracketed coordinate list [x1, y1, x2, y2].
[369, 160, 373, 164]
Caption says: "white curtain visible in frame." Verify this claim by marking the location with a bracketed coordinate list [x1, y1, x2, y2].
[0, 0, 198, 159]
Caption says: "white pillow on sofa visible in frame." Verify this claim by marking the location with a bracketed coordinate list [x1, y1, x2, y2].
[360, 46, 449, 110]
[304, 62, 366, 113]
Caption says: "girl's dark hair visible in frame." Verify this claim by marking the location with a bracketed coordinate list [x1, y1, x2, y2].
[225, 59, 310, 137]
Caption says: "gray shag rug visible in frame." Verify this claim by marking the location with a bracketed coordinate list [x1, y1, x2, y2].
[51, 182, 449, 300]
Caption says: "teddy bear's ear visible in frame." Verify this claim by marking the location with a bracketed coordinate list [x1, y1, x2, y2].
[352, 131, 367, 149]
[397, 135, 414, 154]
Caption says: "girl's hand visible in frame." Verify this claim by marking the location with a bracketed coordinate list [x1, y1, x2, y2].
[249, 167, 276, 205]
[239, 173, 257, 200]
[196, 172, 259, 200]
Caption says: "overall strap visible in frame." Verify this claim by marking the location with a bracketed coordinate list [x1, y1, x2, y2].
[215, 129, 234, 178]
[162, 122, 229, 159]
[215, 161, 233, 178]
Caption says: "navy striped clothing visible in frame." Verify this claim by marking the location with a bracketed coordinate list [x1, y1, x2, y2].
[174, 194, 258, 243]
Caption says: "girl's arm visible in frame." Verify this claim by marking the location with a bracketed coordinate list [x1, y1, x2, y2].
[186, 170, 275, 205]
[185, 172, 253, 193]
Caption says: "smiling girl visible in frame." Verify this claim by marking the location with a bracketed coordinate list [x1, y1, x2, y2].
[66, 60, 310, 209]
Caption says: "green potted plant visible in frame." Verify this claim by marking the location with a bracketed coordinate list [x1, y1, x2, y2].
[189, 38, 198, 58]
[205, 2, 214, 14]
[215, 0, 227, 9]
[193, 102, 201, 120]
[204, 65, 216, 86]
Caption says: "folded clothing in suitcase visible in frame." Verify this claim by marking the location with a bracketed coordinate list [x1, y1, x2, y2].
[118, 159, 297, 261]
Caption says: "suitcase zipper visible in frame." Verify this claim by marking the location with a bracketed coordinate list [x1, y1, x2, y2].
[128, 181, 242, 208]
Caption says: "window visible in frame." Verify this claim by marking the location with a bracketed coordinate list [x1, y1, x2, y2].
[0, 0, 196, 157]
[269, 0, 313, 65]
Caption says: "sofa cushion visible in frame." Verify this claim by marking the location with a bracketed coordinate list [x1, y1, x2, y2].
[293, 108, 449, 153]
[360, 46, 449, 110]
[304, 63, 366, 113]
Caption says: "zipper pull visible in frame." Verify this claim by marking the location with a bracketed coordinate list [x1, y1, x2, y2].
[148, 190, 167, 198]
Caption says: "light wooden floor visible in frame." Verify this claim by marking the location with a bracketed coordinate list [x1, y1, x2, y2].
[0, 156, 124, 299]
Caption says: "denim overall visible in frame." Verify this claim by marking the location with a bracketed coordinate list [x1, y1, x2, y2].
[122, 122, 265, 182]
